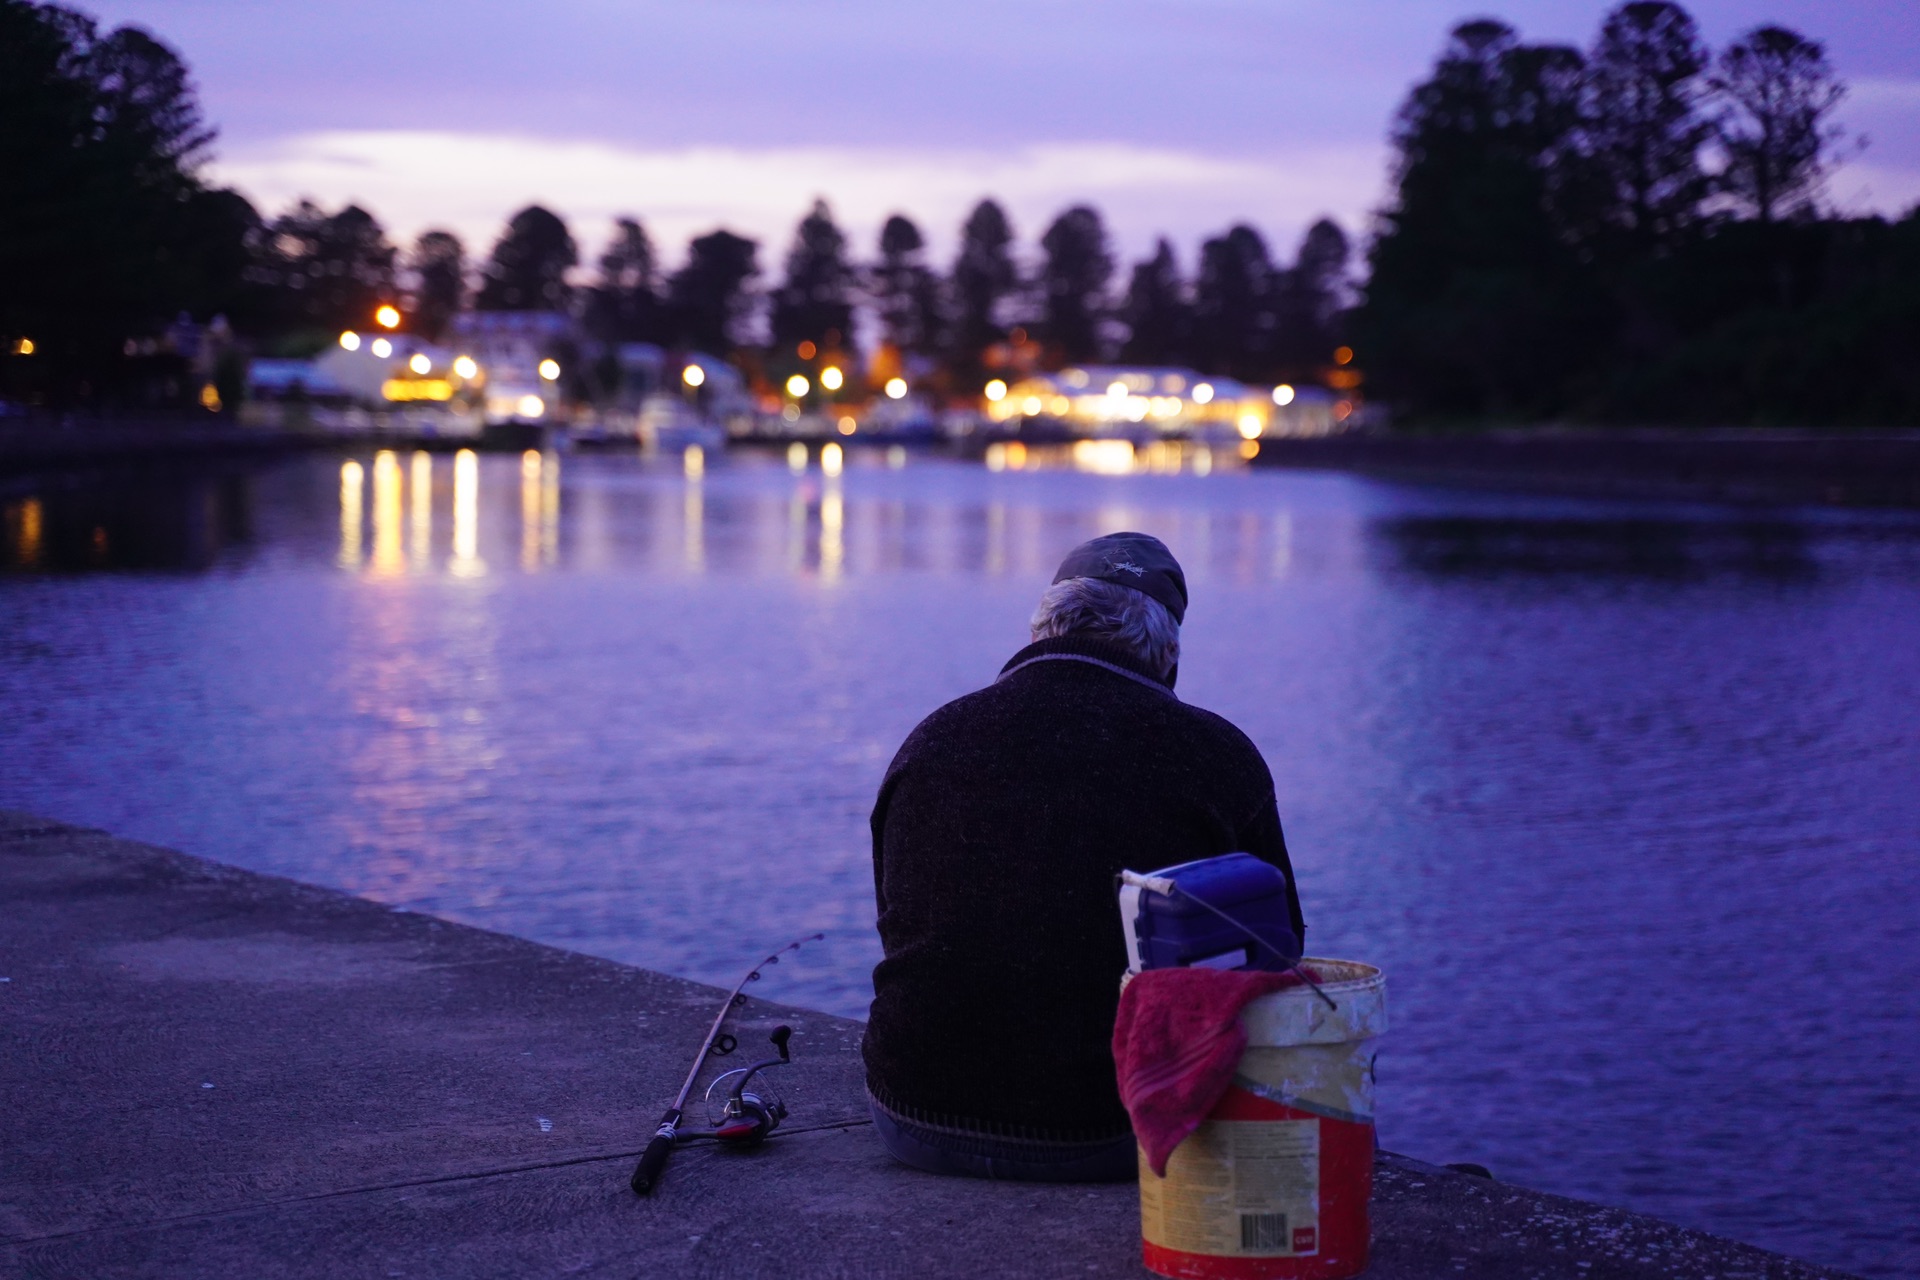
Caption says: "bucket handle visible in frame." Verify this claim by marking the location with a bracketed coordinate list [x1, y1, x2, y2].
[1120, 871, 1338, 1012]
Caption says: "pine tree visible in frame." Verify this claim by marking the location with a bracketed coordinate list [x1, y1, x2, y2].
[254, 200, 397, 334]
[1355, 20, 1597, 418]
[871, 214, 941, 355]
[476, 205, 576, 312]
[1712, 26, 1847, 223]
[584, 217, 663, 343]
[1271, 219, 1350, 374]
[948, 199, 1017, 385]
[406, 230, 464, 341]
[1584, 2, 1713, 248]
[1191, 225, 1273, 381]
[1119, 239, 1189, 366]
[666, 229, 758, 354]
[769, 200, 855, 351]
[1037, 205, 1114, 364]
[1, 2, 254, 401]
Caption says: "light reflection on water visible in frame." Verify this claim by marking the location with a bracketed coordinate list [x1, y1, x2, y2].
[2, 448, 1918, 1276]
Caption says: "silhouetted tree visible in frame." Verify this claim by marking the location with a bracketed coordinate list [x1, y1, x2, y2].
[1585, 2, 1713, 247]
[1271, 219, 1350, 372]
[1120, 239, 1189, 365]
[948, 199, 1017, 384]
[1711, 25, 1847, 223]
[2, 1, 254, 404]
[1191, 225, 1273, 380]
[1356, 20, 1598, 418]
[871, 214, 942, 354]
[250, 200, 397, 336]
[667, 229, 758, 353]
[1036, 205, 1114, 364]
[476, 205, 576, 311]
[583, 217, 663, 343]
[406, 230, 464, 340]
[769, 199, 855, 351]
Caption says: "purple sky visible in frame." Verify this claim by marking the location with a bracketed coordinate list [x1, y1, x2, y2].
[90, 0, 1920, 269]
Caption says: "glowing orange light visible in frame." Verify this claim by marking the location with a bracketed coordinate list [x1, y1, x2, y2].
[797, 340, 817, 360]
[375, 305, 401, 330]
[1333, 346, 1354, 365]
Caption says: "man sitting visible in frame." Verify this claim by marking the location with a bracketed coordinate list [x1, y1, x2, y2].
[862, 532, 1306, 1181]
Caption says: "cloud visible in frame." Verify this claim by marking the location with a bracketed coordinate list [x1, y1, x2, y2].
[1827, 161, 1920, 217]
[208, 131, 1394, 267]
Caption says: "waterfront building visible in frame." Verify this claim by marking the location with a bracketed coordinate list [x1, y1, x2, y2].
[986, 366, 1340, 441]
[448, 311, 572, 424]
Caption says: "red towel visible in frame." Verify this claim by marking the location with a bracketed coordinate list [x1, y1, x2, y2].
[1112, 967, 1306, 1176]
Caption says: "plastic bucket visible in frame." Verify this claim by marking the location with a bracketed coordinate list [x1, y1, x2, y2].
[1138, 959, 1387, 1280]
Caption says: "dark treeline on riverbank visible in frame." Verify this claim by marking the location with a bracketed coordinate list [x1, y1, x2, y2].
[1360, 7, 1920, 428]
[3, 0, 1915, 426]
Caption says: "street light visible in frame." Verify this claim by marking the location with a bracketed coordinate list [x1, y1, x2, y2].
[820, 366, 844, 392]
[984, 379, 1007, 402]
[682, 364, 706, 388]
[453, 355, 478, 379]
[538, 358, 561, 381]
[1272, 384, 1295, 406]
[339, 331, 361, 351]
[371, 337, 393, 358]
[375, 305, 401, 330]
[409, 353, 432, 375]
[885, 377, 907, 399]
[1192, 383, 1214, 405]
[786, 374, 810, 398]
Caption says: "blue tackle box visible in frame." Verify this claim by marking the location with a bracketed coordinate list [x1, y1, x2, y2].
[1117, 852, 1301, 974]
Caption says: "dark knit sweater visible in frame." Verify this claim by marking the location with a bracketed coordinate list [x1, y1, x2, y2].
[862, 635, 1305, 1140]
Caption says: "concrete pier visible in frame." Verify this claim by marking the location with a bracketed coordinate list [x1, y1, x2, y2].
[0, 810, 1855, 1278]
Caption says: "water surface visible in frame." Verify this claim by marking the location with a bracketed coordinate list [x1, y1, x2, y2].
[3, 447, 1916, 1276]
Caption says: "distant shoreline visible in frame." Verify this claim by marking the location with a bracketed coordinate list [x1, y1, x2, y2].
[6, 419, 1920, 510]
[1251, 428, 1920, 509]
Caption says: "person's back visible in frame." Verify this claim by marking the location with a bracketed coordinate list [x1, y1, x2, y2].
[862, 533, 1304, 1180]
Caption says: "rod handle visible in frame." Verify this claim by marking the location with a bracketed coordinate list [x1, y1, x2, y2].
[630, 1109, 681, 1195]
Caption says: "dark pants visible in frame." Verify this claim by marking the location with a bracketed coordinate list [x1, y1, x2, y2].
[867, 1093, 1138, 1183]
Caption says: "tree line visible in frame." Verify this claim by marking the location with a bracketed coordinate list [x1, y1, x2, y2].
[0, 0, 1352, 413]
[5, 0, 1915, 425]
[1359, 2, 1920, 426]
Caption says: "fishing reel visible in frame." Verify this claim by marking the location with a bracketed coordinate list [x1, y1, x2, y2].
[678, 1025, 793, 1147]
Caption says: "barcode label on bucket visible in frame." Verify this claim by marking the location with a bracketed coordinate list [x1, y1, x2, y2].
[1240, 1213, 1288, 1251]
[1138, 1118, 1319, 1257]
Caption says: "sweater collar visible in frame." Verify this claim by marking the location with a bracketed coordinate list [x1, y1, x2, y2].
[995, 635, 1178, 696]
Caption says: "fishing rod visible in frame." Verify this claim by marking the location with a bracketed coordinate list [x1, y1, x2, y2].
[630, 932, 825, 1196]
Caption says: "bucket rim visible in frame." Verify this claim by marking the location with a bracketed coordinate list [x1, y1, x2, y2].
[1292, 956, 1383, 996]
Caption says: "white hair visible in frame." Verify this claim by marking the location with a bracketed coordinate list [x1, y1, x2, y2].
[1029, 577, 1181, 679]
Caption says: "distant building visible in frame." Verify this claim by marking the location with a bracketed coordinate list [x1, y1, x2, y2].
[446, 311, 572, 424]
[990, 365, 1343, 440]
[448, 312, 571, 385]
